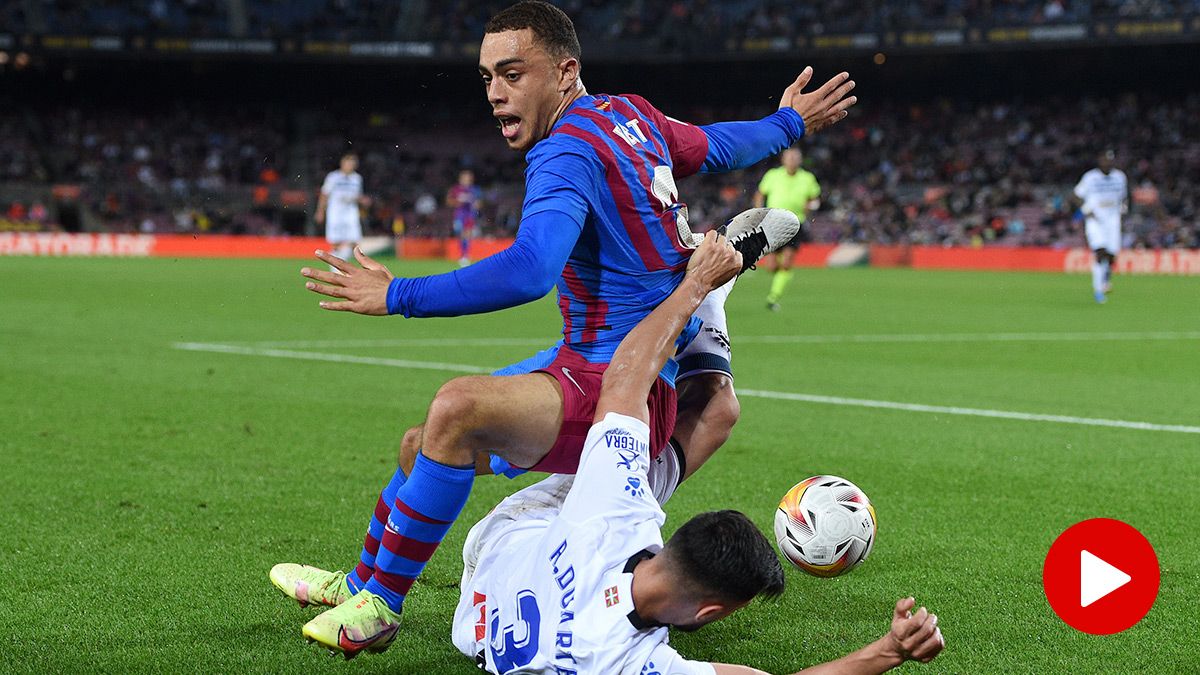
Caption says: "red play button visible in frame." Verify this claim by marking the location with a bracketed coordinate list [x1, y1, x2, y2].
[1043, 518, 1160, 635]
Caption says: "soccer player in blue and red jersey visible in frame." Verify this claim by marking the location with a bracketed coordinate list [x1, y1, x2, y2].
[446, 169, 482, 265]
[279, 1, 857, 657]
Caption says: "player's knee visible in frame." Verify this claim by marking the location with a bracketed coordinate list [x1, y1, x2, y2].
[397, 425, 422, 469]
[426, 378, 482, 433]
[708, 378, 741, 432]
[680, 373, 740, 432]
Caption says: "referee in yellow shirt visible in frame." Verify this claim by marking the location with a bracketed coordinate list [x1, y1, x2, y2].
[753, 147, 821, 311]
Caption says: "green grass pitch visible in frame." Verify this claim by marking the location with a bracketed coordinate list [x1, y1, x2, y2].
[2, 256, 1198, 674]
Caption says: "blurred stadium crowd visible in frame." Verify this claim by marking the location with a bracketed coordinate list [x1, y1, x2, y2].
[2, 91, 1196, 249]
[3, 0, 1198, 40]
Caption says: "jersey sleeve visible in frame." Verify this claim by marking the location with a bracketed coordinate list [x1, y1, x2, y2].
[810, 173, 822, 200]
[558, 412, 664, 526]
[644, 643, 718, 675]
[320, 172, 334, 195]
[1073, 173, 1090, 201]
[620, 93, 710, 179]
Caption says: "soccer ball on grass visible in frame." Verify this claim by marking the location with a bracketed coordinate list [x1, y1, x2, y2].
[774, 475, 876, 577]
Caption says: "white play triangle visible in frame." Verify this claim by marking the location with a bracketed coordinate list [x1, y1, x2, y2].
[1080, 550, 1131, 608]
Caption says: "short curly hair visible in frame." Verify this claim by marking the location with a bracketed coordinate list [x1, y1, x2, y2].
[485, 1, 581, 62]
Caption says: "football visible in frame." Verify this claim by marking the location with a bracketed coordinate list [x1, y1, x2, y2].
[774, 475, 877, 577]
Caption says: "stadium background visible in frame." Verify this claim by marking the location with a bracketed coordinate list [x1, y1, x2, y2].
[1, 0, 1198, 256]
[2, 2, 1199, 674]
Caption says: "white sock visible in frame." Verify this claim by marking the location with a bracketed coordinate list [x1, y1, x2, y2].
[335, 244, 354, 261]
[1092, 261, 1105, 294]
[676, 277, 736, 375]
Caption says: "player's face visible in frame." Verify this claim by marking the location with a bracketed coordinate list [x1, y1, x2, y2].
[341, 156, 357, 173]
[1099, 153, 1114, 172]
[479, 29, 578, 152]
[782, 149, 801, 171]
[459, 170, 474, 186]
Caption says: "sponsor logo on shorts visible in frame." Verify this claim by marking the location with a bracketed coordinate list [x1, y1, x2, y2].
[561, 367, 587, 396]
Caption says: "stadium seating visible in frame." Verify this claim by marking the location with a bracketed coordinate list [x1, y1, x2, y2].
[2, 93, 1194, 249]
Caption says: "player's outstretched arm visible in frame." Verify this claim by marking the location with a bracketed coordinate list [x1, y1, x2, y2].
[709, 597, 944, 675]
[678, 67, 856, 174]
[302, 206, 582, 316]
[594, 230, 741, 425]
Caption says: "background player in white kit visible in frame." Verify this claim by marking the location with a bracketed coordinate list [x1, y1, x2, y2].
[452, 232, 945, 675]
[316, 152, 369, 264]
[1073, 150, 1128, 304]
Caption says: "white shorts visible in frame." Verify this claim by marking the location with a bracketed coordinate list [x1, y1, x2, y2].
[1085, 218, 1121, 254]
[326, 217, 362, 244]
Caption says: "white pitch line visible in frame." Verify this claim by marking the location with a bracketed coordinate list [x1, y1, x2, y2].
[171, 342, 490, 374]
[737, 389, 1200, 435]
[239, 331, 1200, 350]
[738, 331, 1200, 344]
[173, 342, 1200, 435]
[246, 337, 550, 349]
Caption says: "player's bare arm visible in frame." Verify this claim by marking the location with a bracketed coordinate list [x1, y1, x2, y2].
[711, 597, 944, 675]
[302, 247, 394, 315]
[314, 192, 328, 225]
[594, 230, 741, 424]
[780, 66, 858, 134]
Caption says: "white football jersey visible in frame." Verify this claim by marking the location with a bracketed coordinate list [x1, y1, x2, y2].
[1073, 168, 1127, 225]
[321, 170, 363, 222]
[451, 413, 715, 675]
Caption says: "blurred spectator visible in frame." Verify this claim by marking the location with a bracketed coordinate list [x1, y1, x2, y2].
[21, 0, 1200, 41]
[0, 92, 1195, 248]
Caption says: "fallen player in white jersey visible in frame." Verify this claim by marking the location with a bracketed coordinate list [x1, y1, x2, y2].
[453, 230, 945, 675]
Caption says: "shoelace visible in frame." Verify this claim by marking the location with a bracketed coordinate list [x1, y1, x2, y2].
[730, 228, 769, 273]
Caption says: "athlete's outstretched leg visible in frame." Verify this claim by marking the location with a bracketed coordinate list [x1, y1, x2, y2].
[302, 373, 564, 656]
[344, 425, 423, 592]
[673, 372, 740, 481]
[656, 278, 741, 503]
[366, 373, 562, 609]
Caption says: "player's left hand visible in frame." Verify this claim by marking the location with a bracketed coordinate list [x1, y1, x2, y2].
[685, 230, 742, 292]
[779, 66, 857, 135]
[302, 247, 395, 315]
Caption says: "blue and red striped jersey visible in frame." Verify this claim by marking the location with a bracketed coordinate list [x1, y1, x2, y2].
[521, 93, 710, 365]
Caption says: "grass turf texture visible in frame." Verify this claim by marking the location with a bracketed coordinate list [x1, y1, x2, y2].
[2, 257, 1198, 674]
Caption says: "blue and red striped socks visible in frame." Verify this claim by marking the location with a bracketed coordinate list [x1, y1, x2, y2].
[346, 465, 409, 593]
[364, 453, 475, 612]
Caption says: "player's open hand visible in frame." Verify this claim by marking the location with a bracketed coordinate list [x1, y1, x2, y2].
[779, 66, 857, 135]
[301, 247, 395, 315]
[880, 597, 944, 665]
[685, 230, 742, 292]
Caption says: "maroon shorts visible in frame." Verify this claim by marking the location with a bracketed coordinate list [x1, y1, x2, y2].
[531, 346, 677, 474]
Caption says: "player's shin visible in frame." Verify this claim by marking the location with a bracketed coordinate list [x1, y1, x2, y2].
[347, 465, 409, 592]
[364, 453, 474, 612]
[1091, 260, 1105, 295]
[768, 268, 793, 304]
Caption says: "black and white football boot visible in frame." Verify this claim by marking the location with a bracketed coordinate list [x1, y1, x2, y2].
[720, 208, 801, 275]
